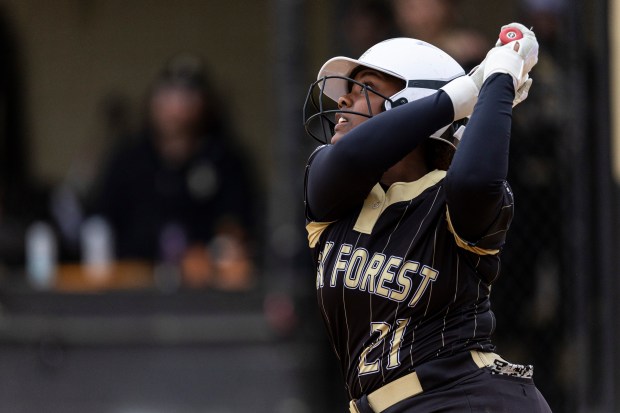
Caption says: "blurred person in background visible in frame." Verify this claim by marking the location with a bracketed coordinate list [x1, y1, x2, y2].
[392, 0, 487, 71]
[340, 0, 397, 57]
[94, 54, 258, 291]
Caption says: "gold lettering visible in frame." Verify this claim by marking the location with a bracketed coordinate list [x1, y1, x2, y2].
[375, 257, 403, 298]
[408, 265, 439, 307]
[344, 248, 369, 289]
[359, 253, 386, 293]
[389, 261, 419, 302]
[316, 241, 334, 289]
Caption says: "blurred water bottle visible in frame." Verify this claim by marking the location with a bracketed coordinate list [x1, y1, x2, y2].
[80, 215, 114, 279]
[25, 221, 57, 290]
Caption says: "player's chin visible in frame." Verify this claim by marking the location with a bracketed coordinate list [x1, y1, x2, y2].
[330, 126, 347, 145]
[330, 132, 345, 144]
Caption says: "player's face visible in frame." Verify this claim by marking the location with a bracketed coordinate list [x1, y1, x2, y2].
[332, 69, 403, 144]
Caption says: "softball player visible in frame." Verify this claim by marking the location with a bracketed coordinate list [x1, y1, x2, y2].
[302, 23, 552, 412]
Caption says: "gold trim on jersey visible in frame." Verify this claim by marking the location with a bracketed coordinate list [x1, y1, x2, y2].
[445, 208, 500, 255]
[306, 221, 335, 248]
[353, 170, 447, 235]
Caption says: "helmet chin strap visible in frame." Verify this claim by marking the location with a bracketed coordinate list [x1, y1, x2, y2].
[384, 97, 408, 110]
[429, 119, 469, 150]
[381, 83, 469, 150]
[383, 76, 459, 111]
[430, 124, 451, 139]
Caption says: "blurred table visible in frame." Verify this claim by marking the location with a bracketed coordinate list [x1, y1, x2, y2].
[55, 261, 154, 292]
[0, 262, 278, 345]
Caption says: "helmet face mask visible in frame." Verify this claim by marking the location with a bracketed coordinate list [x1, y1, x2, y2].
[303, 75, 395, 145]
[303, 38, 467, 148]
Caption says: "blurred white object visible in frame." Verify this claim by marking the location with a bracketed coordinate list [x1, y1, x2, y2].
[80, 215, 114, 279]
[25, 221, 57, 290]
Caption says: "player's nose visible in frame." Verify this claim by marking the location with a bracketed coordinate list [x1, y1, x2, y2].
[337, 94, 352, 109]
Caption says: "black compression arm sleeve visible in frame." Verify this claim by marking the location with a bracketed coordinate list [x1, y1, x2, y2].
[306, 92, 454, 221]
[445, 73, 515, 242]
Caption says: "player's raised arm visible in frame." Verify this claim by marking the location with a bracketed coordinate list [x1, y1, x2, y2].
[305, 93, 451, 221]
[445, 23, 539, 249]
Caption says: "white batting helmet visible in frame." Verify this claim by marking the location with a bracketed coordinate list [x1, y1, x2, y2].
[304, 38, 467, 146]
[319, 37, 464, 108]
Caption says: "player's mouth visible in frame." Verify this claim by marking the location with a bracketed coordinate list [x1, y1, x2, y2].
[331, 115, 349, 143]
[334, 114, 348, 131]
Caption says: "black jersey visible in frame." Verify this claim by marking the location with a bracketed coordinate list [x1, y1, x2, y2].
[304, 74, 517, 400]
[307, 166, 513, 399]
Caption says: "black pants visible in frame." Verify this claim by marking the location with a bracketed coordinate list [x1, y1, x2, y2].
[355, 351, 552, 413]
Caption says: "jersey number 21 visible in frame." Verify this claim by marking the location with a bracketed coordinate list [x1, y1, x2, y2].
[359, 318, 410, 375]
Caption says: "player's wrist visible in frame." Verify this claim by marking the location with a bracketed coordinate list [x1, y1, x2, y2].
[440, 75, 478, 121]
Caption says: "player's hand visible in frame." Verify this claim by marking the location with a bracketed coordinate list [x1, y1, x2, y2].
[513, 77, 533, 107]
[467, 23, 535, 90]
[483, 23, 539, 90]
[440, 75, 478, 121]
[494, 23, 538, 76]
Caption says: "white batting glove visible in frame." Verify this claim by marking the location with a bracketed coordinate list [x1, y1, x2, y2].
[440, 75, 478, 121]
[470, 65, 534, 108]
[468, 63, 485, 92]
[483, 23, 539, 90]
[513, 77, 533, 107]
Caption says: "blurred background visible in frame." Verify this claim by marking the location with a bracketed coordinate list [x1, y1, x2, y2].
[0, 0, 616, 412]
